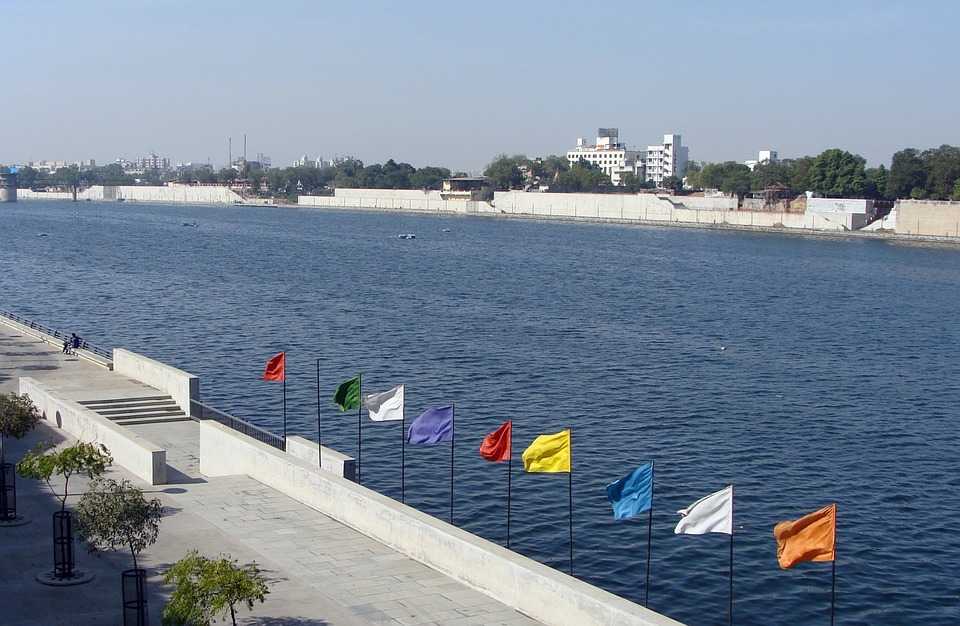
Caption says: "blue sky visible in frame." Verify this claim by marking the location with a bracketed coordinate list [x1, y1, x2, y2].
[1, 0, 957, 171]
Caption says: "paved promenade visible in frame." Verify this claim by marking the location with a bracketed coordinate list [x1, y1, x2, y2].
[0, 324, 539, 625]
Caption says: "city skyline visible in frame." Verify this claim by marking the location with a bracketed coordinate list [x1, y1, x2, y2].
[2, 1, 958, 171]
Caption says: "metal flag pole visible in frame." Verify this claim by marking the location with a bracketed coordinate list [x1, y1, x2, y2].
[506, 424, 513, 549]
[357, 374, 362, 484]
[449, 404, 455, 524]
[315, 359, 322, 469]
[831, 510, 838, 626]
[729, 486, 735, 626]
[568, 426, 574, 577]
[645, 460, 654, 607]
[400, 402, 405, 503]
[282, 367, 287, 450]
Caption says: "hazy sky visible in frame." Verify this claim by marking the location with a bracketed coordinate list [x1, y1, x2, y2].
[2, 1, 958, 171]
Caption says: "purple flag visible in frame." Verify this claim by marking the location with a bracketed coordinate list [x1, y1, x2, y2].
[407, 405, 454, 445]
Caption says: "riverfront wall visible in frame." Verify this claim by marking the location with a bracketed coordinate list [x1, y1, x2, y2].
[200, 419, 681, 626]
[19, 377, 167, 485]
[17, 184, 246, 204]
[895, 200, 960, 238]
[113, 348, 198, 414]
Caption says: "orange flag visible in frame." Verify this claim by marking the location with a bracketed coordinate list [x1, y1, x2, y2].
[262, 352, 285, 382]
[479, 421, 512, 462]
[774, 503, 836, 569]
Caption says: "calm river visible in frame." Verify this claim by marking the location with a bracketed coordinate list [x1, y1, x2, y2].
[2, 201, 959, 626]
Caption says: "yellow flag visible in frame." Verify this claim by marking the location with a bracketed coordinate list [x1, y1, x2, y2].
[522, 429, 571, 473]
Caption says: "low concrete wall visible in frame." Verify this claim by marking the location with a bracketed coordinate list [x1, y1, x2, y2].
[17, 185, 246, 205]
[19, 377, 166, 485]
[199, 421, 681, 626]
[285, 436, 356, 482]
[113, 348, 198, 413]
[895, 200, 960, 238]
[298, 192, 486, 214]
[0, 316, 112, 370]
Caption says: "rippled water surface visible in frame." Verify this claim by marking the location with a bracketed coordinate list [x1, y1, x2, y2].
[2, 201, 959, 625]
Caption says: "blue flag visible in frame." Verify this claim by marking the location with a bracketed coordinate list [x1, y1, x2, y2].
[407, 405, 453, 445]
[606, 463, 654, 521]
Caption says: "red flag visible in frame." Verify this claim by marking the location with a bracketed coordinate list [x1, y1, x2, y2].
[479, 420, 512, 462]
[262, 352, 285, 382]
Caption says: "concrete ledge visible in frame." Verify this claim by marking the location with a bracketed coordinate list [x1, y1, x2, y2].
[0, 317, 113, 370]
[285, 436, 357, 482]
[19, 377, 167, 485]
[113, 348, 198, 413]
[199, 421, 682, 626]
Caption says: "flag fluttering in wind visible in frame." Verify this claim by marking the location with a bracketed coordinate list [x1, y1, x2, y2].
[363, 385, 404, 422]
[479, 421, 512, 462]
[675, 485, 733, 535]
[407, 405, 454, 445]
[262, 352, 285, 382]
[774, 503, 837, 569]
[333, 376, 361, 411]
[607, 463, 654, 521]
[522, 430, 571, 473]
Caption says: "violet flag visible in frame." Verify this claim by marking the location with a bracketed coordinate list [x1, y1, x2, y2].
[407, 405, 454, 445]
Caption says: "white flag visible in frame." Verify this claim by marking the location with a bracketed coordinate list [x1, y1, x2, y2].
[362, 385, 404, 422]
[674, 485, 733, 535]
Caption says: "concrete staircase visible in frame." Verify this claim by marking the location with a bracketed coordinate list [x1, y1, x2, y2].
[78, 395, 191, 426]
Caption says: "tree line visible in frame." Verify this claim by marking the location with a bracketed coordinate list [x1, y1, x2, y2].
[686, 145, 960, 200]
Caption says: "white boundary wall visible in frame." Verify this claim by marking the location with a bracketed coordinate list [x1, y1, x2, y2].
[285, 435, 356, 481]
[0, 316, 113, 370]
[299, 190, 484, 214]
[113, 348, 198, 414]
[19, 377, 167, 485]
[18, 185, 245, 204]
[199, 421, 682, 626]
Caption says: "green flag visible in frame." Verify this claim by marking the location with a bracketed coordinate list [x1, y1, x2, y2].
[333, 376, 361, 411]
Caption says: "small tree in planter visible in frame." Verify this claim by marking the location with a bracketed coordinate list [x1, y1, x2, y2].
[17, 441, 113, 580]
[162, 550, 270, 626]
[0, 392, 42, 521]
[77, 478, 163, 626]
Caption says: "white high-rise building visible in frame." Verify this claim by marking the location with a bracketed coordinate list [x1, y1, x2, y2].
[566, 128, 643, 185]
[644, 134, 688, 186]
[744, 149, 778, 171]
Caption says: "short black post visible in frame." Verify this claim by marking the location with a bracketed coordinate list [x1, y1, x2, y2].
[122, 568, 149, 626]
[53, 510, 75, 579]
[0, 462, 15, 521]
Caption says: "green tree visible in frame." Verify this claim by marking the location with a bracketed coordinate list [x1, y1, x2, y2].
[16, 166, 40, 189]
[886, 148, 926, 199]
[807, 149, 867, 197]
[684, 161, 703, 189]
[699, 162, 753, 196]
[750, 161, 793, 191]
[864, 165, 889, 200]
[17, 441, 112, 512]
[952, 179, 960, 200]
[163, 551, 270, 626]
[483, 154, 525, 190]
[921, 145, 960, 200]
[661, 175, 683, 193]
[556, 160, 610, 192]
[76, 478, 162, 570]
[0, 392, 42, 465]
[409, 166, 451, 190]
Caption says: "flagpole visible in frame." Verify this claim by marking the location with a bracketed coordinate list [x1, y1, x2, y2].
[282, 369, 287, 450]
[506, 424, 512, 549]
[568, 427, 574, 577]
[357, 374, 362, 485]
[315, 359, 322, 469]
[831, 510, 838, 626]
[645, 460, 654, 607]
[729, 487, 734, 626]
[449, 404, 455, 524]
[400, 403, 405, 503]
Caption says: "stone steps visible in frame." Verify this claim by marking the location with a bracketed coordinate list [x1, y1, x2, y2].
[80, 394, 190, 426]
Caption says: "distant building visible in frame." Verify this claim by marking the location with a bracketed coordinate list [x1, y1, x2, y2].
[137, 153, 170, 171]
[441, 177, 491, 200]
[293, 155, 316, 168]
[644, 134, 688, 186]
[566, 128, 643, 185]
[744, 149, 778, 171]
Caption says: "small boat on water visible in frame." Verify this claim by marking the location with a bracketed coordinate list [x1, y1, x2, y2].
[398, 233, 416, 239]
[182, 222, 199, 228]
[441, 228, 451, 233]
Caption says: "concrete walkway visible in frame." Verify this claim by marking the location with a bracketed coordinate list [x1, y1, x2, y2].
[0, 324, 540, 625]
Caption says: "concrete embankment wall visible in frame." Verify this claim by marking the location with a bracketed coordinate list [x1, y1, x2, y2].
[0, 314, 112, 370]
[299, 189, 865, 232]
[19, 377, 167, 485]
[200, 420, 681, 626]
[17, 185, 245, 204]
[285, 436, 357, 482]
[895, 200, 960, 237]
[113, 348, 198, 414]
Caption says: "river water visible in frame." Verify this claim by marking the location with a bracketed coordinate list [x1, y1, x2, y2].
[2, 201, 959, 626]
